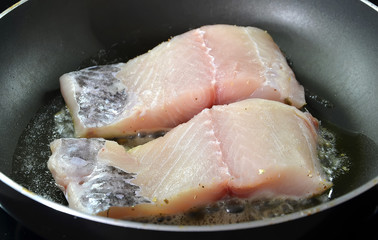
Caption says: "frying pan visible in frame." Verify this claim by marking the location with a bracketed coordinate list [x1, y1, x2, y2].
[0, 0, 377, 239]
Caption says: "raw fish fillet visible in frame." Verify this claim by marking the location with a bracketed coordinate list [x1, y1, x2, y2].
[60, 24, 305, 138]
[48, 99, 331, 218]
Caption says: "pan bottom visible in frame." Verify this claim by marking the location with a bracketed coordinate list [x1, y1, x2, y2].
[9, 90, 364, 225]
[9, 41, 377, 225]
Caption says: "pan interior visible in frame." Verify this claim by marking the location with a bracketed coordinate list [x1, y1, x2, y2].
[0, 0, 377, 228]
[9, 40, 378, 225]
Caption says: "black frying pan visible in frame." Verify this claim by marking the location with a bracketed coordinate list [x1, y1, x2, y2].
[0, 0, 377, 239]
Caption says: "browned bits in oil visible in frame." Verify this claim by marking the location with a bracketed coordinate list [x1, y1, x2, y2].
[284, 97, 293, 105]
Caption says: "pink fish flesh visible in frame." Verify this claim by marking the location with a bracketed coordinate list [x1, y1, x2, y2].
[60, 25, 305, 138]
[47, 99, 330, 218]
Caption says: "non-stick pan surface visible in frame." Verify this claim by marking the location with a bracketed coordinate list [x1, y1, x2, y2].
[0, 0, 377, 239]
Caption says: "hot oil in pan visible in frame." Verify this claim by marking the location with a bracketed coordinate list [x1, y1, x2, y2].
[130, 123, 353, 225]
[11, 94, 70, 205]
[10, 44, 131, 204]
[11, 91, 366, 225]
[9, 45, 373, 225]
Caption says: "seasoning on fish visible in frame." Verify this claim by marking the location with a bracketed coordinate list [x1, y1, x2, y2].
[60, 24, 305, 138]
[48, 99, 331, 218]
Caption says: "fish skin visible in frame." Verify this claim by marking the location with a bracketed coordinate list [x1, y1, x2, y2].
[60, 25, 305, 138]
[48, 99, 331, 218]
[47, 138, 150, 214]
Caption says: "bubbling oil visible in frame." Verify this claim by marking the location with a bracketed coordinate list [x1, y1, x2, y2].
[11, 94, 69, 204]
[11, 91, 354, 225]
[10, 43, 358, 225]
[130, 123, 349, 226]
[131, 196, 330, 225]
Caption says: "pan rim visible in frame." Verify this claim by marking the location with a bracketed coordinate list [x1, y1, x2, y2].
[0, 0, 28, 19]
[361, 0, 378, 12]
[1, 171, 377, 232]
[0, 0, 377, 233]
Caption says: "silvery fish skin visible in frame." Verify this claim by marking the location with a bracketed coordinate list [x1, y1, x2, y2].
[47, 138, 150, 214]
[60, 24, 305, 138]
[48, 99, 330, 218]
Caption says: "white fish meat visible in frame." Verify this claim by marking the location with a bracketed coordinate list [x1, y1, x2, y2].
[60, 25, 305, 138]
[48, 99, 331, 218]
